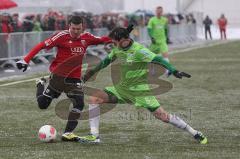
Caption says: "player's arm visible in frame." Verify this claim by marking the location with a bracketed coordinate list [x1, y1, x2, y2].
[165, 18, 171, 44]
[85, 33, 112, 45]
[147, 18, 156, 44]
[137, 48, 191, 79]
[16, 32, 61, 72]
[147, 18, 153, 37]
[16, 41, 46, 72]
[151, 55, 191, 79]
[83, 52, 116, 82]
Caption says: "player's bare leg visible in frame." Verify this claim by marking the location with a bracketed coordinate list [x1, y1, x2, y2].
[79, 91, 110, 143]
[153, 107, 207, 144]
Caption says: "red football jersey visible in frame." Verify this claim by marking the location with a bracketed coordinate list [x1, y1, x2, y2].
[24, 30, 111, 78]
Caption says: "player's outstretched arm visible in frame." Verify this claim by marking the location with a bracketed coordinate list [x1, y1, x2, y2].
[151, 55, 191, 79]
[83, 56, 115, 82]
[16, 42, 45, 72]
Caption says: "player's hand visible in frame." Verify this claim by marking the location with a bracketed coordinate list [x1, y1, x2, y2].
[151, 37, 156, 44]
[172, 70, 191, 79]
[16, 60, 28, 72]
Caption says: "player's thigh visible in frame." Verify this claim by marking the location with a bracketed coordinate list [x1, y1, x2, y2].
[134, 96, 160, 112]
[44, 75, 62, 99]
[152, 106, 169, 122]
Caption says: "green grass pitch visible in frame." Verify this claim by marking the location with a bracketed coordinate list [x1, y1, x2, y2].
[0, 41, 240, 159]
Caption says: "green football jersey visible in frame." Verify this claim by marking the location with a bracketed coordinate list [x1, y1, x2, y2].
[147, 16, 168, 41]
[108, 42, 156, 95]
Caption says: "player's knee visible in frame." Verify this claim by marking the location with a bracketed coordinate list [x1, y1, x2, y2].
[37, 95, 52, 109]
[154, 107, 169, 122]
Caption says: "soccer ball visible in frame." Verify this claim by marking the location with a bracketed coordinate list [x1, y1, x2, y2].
[38, 125, 57, 142]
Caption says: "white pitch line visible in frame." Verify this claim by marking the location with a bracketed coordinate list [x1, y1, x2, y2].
[0, 76, 48, 87]
[0, 40, 235, 88]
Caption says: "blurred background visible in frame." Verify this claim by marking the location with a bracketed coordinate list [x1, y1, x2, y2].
[0, 0, 239, 78]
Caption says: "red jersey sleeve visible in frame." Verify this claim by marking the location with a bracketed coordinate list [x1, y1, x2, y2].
[23, 42, 45, 63]
[23, 31, 68, 63]
[84, 32, 112, 45]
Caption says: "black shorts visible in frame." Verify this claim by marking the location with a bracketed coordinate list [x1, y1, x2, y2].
[43, 74, 83, 99]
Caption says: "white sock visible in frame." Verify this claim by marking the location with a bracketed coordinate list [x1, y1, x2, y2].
[89, 104, 100, 137]
[169, 114, 197, 136]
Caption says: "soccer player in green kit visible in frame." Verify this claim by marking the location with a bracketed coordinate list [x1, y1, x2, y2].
[148, 6, 170, 75]
[78, 25, 207, 144]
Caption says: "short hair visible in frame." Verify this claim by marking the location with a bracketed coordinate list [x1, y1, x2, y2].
[109, 27, 130, 41]
[68, 15, 83, 25]
[156, 6, 163, 10]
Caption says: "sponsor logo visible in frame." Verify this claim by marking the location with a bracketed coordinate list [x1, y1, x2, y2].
[70, 47, 84, 54]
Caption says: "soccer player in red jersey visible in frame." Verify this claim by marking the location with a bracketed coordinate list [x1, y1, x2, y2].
[16, 15, 111, 141]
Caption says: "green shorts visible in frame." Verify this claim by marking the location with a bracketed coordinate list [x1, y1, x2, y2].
[104, 85, 160, 112]
[149, 41, 168, 54]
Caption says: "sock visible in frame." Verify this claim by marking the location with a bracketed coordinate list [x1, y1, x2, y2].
[89, 104, 100, 136]
[64, 108, 81, 133]
[169, 114, 197, 136]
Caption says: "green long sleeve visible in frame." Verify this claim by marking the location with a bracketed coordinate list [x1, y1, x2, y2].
[147, 28, 153, 38]
[83, 56, 114, 82]
[151, 55, 176, 72]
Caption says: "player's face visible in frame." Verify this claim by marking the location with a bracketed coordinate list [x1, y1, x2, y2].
[112, 38, 131, 49]
[69, 23, 83, 38]
[156, 7, 163, 17]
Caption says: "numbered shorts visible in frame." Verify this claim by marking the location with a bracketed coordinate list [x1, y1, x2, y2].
[149, 41, 168, 54]
[104, 86, 160, 112]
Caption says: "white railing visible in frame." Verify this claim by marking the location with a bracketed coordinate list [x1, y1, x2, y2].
[0, 25, 197, 67]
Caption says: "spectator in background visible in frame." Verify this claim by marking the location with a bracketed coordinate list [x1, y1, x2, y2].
[12, 13, 22, 32]
[203, 15, 213, 40]
[41, 15, 49, 31]
[22, 15, 34, 32]
[56, 12, 67, 30]
[218, 14, 227, 40]
[0, 13, 13, 59]
[33, 15, 43, 32]
[0, 13, 13, 34]
[47, 14, 56, 31]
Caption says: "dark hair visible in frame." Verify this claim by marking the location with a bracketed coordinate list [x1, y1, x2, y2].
[68, 15, 83, 25]
[109, 25, 134, 41]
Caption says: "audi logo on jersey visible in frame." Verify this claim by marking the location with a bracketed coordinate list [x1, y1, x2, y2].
[70, 47, 84, 54]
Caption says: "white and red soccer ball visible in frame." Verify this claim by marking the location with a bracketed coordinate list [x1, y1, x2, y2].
[38, 125, 57, 142]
